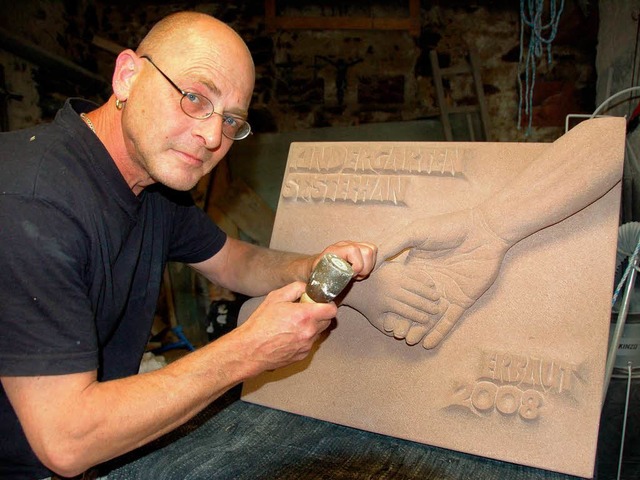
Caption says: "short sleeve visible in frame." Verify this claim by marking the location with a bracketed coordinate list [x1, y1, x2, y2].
[0, 196, 98, 376]
[163, 190, 227, 264]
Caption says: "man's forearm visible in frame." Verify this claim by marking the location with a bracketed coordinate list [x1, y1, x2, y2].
[191, 237, 315, 297]
[227, 241, 314, 295]
[3, 331, 259, 477]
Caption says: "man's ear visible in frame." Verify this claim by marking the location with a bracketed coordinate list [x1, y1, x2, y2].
[112, 49, 139, 102]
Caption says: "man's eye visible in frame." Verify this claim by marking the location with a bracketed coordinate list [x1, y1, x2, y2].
[223, 116, 238, 127]
[185, 93, 201, 104]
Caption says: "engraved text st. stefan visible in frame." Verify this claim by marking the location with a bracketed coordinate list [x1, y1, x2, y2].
[282, 144, 464, 205]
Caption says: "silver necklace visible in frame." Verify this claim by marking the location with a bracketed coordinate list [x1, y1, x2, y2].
[80, 113, 96, 133]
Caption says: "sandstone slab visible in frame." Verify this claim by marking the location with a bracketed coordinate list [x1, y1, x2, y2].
[240, 118, 626, 478]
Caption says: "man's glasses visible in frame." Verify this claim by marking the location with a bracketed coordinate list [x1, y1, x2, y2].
[140, 55, 252, 141]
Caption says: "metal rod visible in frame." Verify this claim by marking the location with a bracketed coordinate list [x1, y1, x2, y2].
[616, 362, 633, 480]
[604, 256, 638, 403]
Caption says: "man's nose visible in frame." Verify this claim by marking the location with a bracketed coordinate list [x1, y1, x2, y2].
[192, 113, 224, 149]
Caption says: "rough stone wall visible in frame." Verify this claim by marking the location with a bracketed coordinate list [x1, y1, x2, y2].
[0, 0, 107, 125]
[0, 1, 599, 142]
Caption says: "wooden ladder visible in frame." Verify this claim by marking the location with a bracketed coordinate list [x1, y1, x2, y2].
[430, 48, 492, 141]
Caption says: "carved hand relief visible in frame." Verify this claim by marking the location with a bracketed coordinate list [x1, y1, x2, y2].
[345, 208, 511, 349]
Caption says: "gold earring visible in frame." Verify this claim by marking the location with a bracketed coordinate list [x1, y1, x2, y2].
[115, 98, 125, 110]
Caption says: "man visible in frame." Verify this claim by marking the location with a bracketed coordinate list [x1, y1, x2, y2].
[0, 12, 376, 479]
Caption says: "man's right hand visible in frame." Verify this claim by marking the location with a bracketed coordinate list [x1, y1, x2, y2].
[230, 281, 337, 373]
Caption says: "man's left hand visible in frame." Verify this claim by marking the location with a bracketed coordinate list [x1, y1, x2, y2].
[315, 241, 377, 280]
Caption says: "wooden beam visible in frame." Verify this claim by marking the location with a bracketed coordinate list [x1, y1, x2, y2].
[92, 35, 126, 56]
[430, 50, 454, 141]
[0, 27, 109, 91]
[207, 205, 240, 239]
[468, 48, 493, 141]
[268, 16, 417, 32]
[265, 0, 420, 36]
[213, 177, 275, 247]
[204, 157, 273, 244]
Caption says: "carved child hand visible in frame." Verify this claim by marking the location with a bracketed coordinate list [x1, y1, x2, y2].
[349, 208, 512, 348]
[344, 260, 446, 344]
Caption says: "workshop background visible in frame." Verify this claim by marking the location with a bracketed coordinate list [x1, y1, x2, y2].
[0, 0, 605, 139]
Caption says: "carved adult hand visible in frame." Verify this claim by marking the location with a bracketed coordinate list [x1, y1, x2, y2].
[354, 208, 512, 349]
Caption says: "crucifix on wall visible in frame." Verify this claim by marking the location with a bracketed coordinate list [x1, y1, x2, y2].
[314, 55, 363, 105]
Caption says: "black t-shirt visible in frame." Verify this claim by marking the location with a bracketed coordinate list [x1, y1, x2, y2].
[0, 99, 227, 479]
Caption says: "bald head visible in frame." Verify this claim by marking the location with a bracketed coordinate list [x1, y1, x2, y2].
[136, 12, 254, 81]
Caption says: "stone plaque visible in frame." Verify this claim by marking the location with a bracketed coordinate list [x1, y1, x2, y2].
[239, 118, 625, 478]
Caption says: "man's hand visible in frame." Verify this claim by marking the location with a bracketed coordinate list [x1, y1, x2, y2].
[231, 281, 337, 373]
[313, 241, 377, 280]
